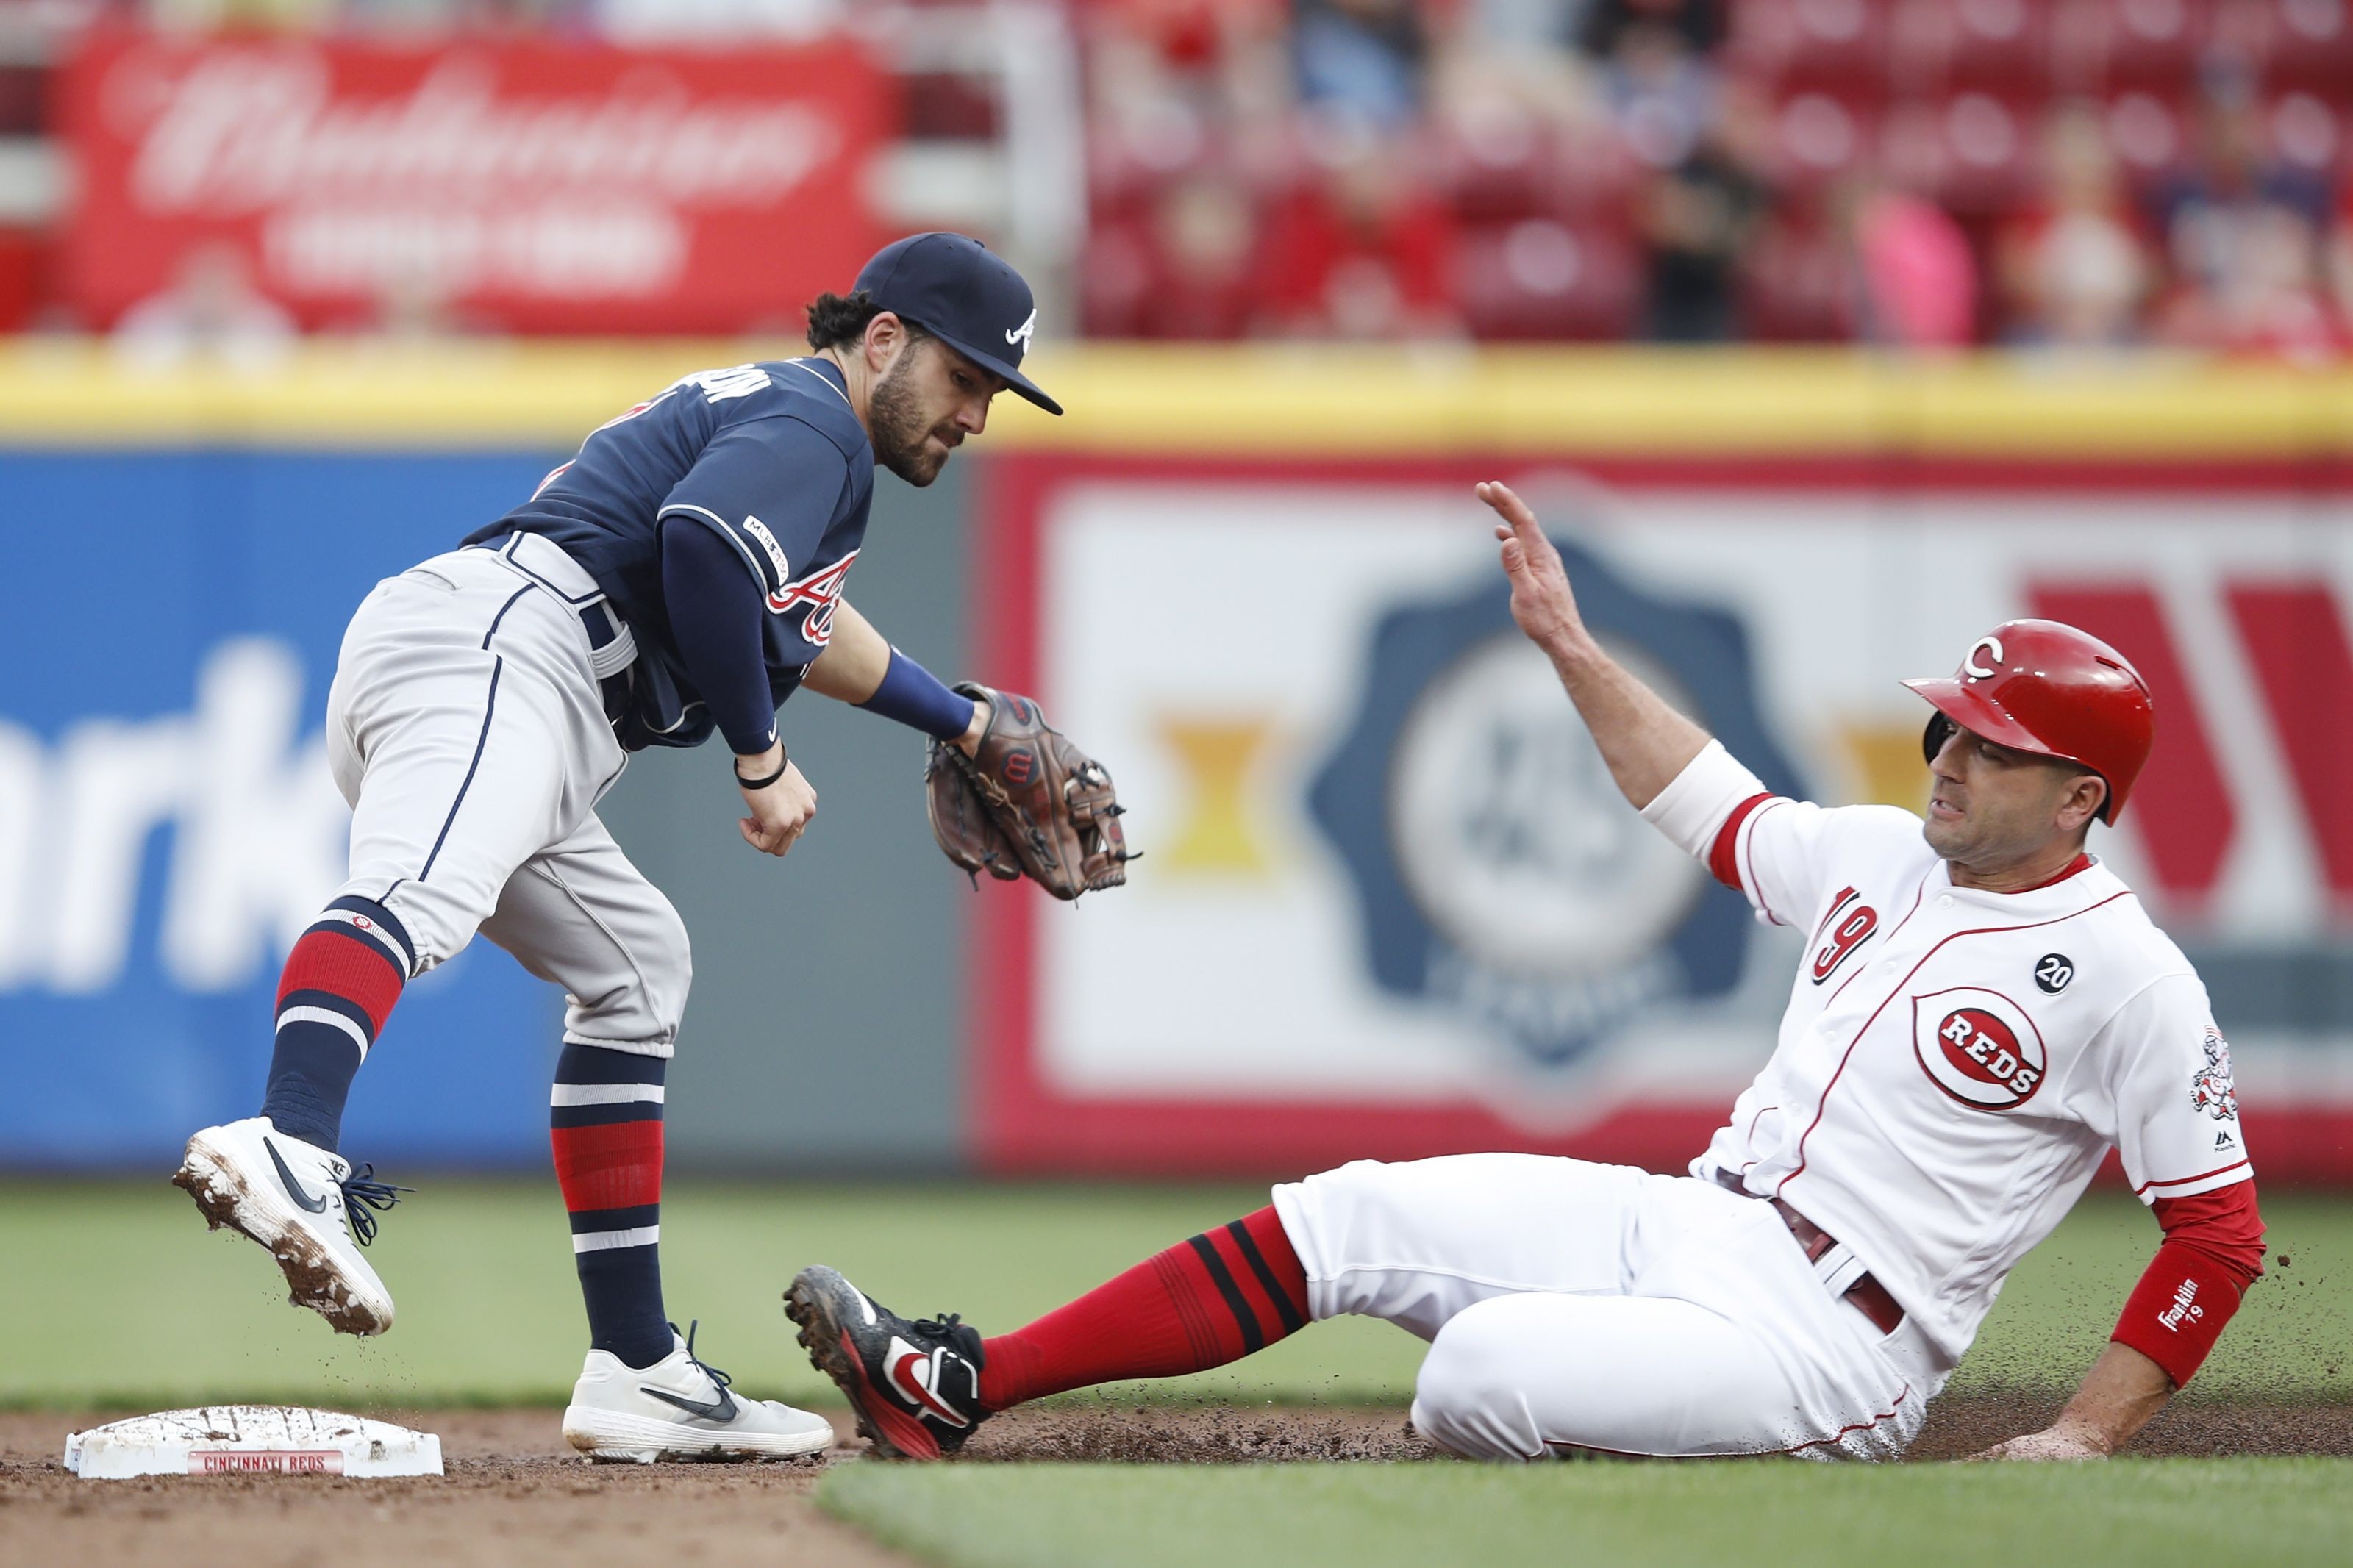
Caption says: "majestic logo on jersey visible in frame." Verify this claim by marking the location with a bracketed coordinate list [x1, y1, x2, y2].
[2034, 953, 2074, 994]
[1810, 887, 1878, 986]
[2191, 1027, 2238, 1120]
[766, 551, 860, 647]
[1913, 987, 2047, 1110]
[1307, 520, 1803, 1070]
[1004, 309, 1037, 353]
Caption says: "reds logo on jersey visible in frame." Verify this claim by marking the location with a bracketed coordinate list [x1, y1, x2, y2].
[768, 550, 860, 646]
[1810, 887, 1878, 985]
[2191, 1027, 2238, 1120]
[1913, 987, 2048, 1110]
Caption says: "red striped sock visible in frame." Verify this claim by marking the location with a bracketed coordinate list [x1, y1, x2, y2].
[976, 1206, 1310, 1410]
[257, 896, 413, 1151]
[550, 1043, 671, 1370]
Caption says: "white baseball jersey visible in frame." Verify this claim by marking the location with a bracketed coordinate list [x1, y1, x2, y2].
[1642, 740, 2253, 1370]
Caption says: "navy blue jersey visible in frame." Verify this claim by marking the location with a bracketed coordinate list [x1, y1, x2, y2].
[465, 357, 874, 740]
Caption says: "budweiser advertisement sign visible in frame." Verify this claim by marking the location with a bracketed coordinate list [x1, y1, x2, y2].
[57, 32, 897, 333]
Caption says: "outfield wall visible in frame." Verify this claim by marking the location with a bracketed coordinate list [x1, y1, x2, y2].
[1, 345, 2349, 1180]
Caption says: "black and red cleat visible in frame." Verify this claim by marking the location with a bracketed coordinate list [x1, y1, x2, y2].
[784, 1265, 990, 1459]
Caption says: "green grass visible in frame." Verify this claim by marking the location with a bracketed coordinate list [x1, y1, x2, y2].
[2, 1179, 2346, 1409]
[818, 1459, 2353, 1568]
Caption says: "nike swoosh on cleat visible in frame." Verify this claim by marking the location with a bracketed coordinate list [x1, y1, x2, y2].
[640, 1383, 738, 1424]
[264, 1138, 330, 1214]
[886, 1347, 971, 1428]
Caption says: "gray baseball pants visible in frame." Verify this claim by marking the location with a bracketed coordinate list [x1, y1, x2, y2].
[323, 532, 687, 1058]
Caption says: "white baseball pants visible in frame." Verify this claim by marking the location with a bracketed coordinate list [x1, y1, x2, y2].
[1272, 1156, 1943, 1461]
[323, 537, 688, 1057]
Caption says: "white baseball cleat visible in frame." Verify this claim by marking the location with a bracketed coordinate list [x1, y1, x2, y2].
[172, 1116, 403, 1337]
[563, 1322, 836, 1463]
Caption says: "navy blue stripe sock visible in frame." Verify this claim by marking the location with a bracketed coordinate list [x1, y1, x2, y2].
[256, 897, 409, 1153]
[551, 1042, 673, 1370]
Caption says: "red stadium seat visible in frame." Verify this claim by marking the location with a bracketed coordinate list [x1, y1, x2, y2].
[1895, 0, 2058, 98]
[1884, 93, 2038, 214]
[1770, 92, 1884, 194]
[2102, 89, 2193, 177]
[2250, 0, 2353, 95]
[1455, 219, 1643, 340]
[2063, 0, 2210, 94]
[1738, 214, 1856, 340]
[1728, 0, 1895, 101]
[1436, 107, 1552, 223]
[2265, 90, 2345, 173]
[1543, 124, 1642, 223]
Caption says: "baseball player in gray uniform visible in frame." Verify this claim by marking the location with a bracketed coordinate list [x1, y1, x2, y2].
[174, 234, 1080, 1462]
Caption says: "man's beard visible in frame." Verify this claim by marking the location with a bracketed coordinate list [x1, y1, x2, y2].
[869, 350, 948, 486]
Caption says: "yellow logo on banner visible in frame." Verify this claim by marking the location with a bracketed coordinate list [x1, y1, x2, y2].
[1156, 715, 1278, 876]
[1838, 720, 1935, 811]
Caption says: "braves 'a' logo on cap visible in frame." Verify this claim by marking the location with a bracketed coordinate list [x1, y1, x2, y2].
[1005, 309, 1036, 354]
[1913, 987, 2048, 1110]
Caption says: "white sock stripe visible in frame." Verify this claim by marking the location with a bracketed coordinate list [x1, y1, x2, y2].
[318, 908, 412, 971]
[275, 1005, 371, 1059]
[548, 1083, 668, 1107]
[572, 1225, 660, 1253]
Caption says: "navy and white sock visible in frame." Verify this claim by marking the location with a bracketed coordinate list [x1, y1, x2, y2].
[257, 895, 415, 1152]
[550, 1042, 672, 1370]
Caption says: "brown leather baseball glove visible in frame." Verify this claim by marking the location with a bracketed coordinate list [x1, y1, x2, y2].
[925, 683, 1132, 899]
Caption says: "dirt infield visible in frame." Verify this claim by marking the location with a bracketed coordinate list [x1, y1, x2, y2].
[0, 1409, 900, 1568]
[7, 1399, 2348, 1568]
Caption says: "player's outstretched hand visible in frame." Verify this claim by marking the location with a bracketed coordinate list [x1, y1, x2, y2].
[1966, 1425, 2110, 1461]
[1477, 481, 1587, 656]
[738, 759, 818, 857]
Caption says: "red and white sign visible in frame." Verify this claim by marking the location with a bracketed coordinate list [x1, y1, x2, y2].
[968, 451, 2353, 1181]
[57, 31, 896, 333]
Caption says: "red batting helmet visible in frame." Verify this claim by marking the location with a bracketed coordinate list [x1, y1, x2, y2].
[1902, 619, 2155, 823]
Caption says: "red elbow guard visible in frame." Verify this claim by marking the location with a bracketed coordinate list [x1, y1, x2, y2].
[2110, 1242, 2246, 1388]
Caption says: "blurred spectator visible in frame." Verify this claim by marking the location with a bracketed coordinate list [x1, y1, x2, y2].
[1293, 0, 1427, 131]
[1638, 121, 1765, 340]
[1427, 0, 1595, 128]
[1996, 103, 2150, 346]
[2151, 86, 2342, 358]
[1261, 115, 1457, 337]
[2334, 190, 2353, 337]
[1088, 0, 1293, 160]
[1600, 16, 1715, 172]
[1848, 177, 1977, 347]
[1581, 0, 1721, 58]
[111, 243, 296, 373]
[1085, 168, 1264, 336]
[2157, 200, 2343, 359]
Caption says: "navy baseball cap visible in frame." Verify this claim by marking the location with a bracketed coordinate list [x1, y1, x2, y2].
[855, 232, 1063, 416]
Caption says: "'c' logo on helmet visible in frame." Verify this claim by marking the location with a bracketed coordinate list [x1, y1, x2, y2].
[1963, 635, 2005, 680]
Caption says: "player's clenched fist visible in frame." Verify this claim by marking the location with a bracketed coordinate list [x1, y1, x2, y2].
[1478, 480, 1589, 656]
[735, 748, 818, 857]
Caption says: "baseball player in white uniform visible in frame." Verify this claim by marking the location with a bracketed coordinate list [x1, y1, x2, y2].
[783, 480, 2265, 1462]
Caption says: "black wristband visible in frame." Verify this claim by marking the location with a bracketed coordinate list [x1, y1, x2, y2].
[733, 747, 788, 790]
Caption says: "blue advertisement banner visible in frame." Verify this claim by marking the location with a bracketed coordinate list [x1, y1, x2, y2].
[0, 448, 564, 1167]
